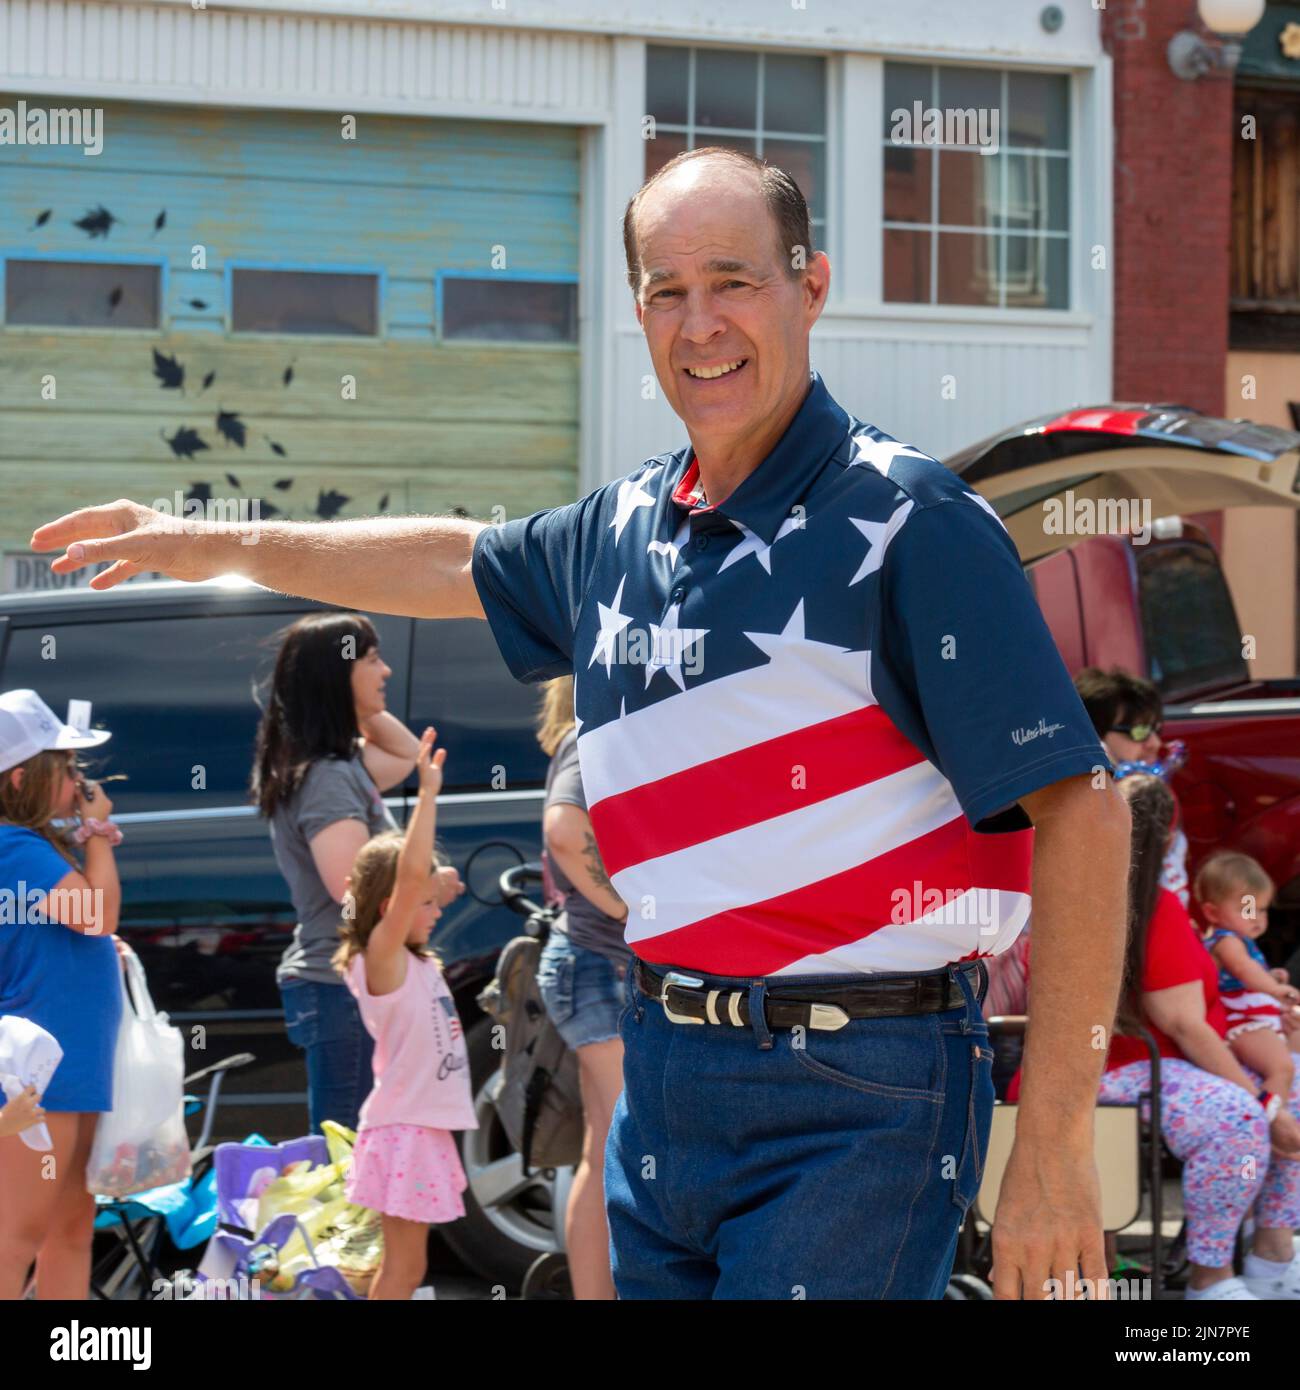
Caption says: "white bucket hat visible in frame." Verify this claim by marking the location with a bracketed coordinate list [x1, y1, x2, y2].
[0, 689, 111, 777]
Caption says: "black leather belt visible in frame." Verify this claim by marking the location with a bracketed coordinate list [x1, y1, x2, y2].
[635, 960, 981, 1032]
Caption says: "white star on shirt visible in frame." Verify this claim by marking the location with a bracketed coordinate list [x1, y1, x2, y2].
[963, 488, 1010, 533]
[847, 500, 914, 585]
[647, 516, 691, 570]
[644, 602, 709, 692]
[610, 465, 661, 544]
[847, 432, 931, 476]
[717, 514, 802, 575]
[743, 599, 868, 692]
[588, 574, 634, 675]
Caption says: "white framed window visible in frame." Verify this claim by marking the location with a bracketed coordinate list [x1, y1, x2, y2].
[882, 63, 1070, 309]
[645, 44, 828, 246]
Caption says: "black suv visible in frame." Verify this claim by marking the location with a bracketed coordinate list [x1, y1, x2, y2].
[0, 577, 557, 1285]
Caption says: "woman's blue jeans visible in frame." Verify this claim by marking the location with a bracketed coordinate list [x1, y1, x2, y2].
[279, 979, 375, 1136]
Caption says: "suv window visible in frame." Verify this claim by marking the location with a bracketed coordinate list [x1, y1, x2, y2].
[1137, 542, 1248, 698]
[0, 609, 410, 813]
[410, 619, 548, 791]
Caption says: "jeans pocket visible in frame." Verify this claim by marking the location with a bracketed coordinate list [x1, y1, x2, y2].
[790, 1017, 947, 1103]
[538, 949, 576, 1027]
[280, 983, 320, 1049]
[952, 1041, 996, 1213]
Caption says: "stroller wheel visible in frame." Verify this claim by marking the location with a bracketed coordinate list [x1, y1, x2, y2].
[520, 1252, 572, 1301]
[944, 1273, 994, 1300]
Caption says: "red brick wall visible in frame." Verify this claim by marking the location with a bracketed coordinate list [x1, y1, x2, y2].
[1103, 0, 1234, 414]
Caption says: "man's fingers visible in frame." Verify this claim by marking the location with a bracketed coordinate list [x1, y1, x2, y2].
[49, 536, 140, 576]
[30, 500, 140, 553]
[88, 559, 144, 590]
[1079, 1231, 1110, 1299]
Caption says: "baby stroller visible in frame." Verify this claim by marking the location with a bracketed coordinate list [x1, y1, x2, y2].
[482, 862, 579, 1301]
[90, 1050, 254, 1299]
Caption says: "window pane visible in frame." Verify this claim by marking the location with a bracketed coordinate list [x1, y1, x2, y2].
[1002, 153, 1069, 233]
[1009, 72, 1069, 150]
[5, 260, 159, 329]
[884, 229, 931, 303]
[647, 45, 690, 126]
[937, 232, 999, 306]
[763, 138, 825, 222]
[884, 62, 932, 140]
[0, 612, 405, 812]
[410, 619, 549, 791]
[704, 133, 757, 158]
[938, 150, 1000, 227]
[937, 66, 1003, 134]
[1003, 235, 1068, 308]
[645, 129, 688, 180]
[695, 49, 758, 130]
[442, 277, 577, 343]
[232, 269, 377, 335]
[884, 145, 932, 223]
[763, 53, 825, 134]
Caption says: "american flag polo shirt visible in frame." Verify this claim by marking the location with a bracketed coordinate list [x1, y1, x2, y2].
[471, 370, 1111, 978]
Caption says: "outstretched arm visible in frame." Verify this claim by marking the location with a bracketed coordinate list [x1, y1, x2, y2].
[31, 501, 487, 621]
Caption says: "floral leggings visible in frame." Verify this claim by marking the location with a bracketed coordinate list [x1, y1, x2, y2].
[1098, 1058, 1300, 1268]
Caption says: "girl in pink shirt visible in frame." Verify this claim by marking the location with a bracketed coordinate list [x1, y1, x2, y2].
[333, 727, 477, 1300]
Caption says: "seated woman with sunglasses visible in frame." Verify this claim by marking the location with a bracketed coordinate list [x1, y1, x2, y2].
[1075, 667, 1189, 907]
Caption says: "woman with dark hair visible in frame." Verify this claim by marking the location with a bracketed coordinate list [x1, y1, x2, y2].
[1098, 773, 1300, 1300]
[253, 612, 429, 1135]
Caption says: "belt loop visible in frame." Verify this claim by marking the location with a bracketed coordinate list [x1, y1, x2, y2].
[748, 980, 774, 1050]
[630, 960, 645, 1023]
[952, 963, 982, 1033]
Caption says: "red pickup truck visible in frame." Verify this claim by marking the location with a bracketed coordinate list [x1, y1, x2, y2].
[949, 406, 1300, 955]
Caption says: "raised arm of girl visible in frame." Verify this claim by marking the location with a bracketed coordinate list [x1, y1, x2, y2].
[360, 727, 445, 998]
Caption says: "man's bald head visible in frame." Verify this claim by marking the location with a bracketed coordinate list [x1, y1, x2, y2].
[623, 147, 813, 298]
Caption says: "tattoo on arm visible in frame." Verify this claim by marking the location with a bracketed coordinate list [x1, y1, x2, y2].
[581, 831, 616, 895]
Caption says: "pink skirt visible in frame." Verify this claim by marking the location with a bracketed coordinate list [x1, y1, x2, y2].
[345, 1124, 469, 1224]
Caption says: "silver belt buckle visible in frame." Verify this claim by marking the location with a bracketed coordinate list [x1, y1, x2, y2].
[660, 970, 706, 1024]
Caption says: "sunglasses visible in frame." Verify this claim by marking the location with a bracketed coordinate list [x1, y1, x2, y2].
[1111, 720, 1162, 742]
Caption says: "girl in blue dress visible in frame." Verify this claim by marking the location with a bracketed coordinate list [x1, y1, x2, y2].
[0, 689, 122, 1300]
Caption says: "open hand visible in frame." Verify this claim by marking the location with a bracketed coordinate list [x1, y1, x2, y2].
[414, 727, 446, 797]
[30, 499, 234, 590]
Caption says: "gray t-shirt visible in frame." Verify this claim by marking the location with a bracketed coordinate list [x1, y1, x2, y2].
[271, 750, 397, 987]
[544, 730, 632, 969]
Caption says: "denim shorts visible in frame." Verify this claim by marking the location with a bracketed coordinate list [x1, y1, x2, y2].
[536, 928, 628, 1051]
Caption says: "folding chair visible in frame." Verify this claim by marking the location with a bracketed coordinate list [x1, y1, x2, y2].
[90, 1051, 255, 1299]
[952, 1017, 1165, 1299]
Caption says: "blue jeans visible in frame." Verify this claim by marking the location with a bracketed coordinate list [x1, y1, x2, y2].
[604, 962, 993, 1299]
[279, 979, 375, 1136]
[537, 928, 628, 1051]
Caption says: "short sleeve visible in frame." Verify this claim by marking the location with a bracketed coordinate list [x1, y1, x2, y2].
[296, 760, 372, 842]
[16, 833, 75, 898]
[471, 490, 609, 684]
[544, 735, 587, 814]
[877, 496, 1112, 828]
[1142, 891, 1208, 992]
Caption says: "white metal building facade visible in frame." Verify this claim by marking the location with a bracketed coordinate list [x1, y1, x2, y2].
[2, 0, 1113, 491]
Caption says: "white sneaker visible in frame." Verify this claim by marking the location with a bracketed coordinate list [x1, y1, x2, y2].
[1242, 1253, 1300, 1299]
[1185, 1277, 1260, 1301]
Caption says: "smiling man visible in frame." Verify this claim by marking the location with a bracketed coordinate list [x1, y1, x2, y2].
[32, 147, 1130, 1300]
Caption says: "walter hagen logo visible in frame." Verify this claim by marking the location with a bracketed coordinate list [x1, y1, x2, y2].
[889, 101, 999, 154]
[0, 101, 103, 156]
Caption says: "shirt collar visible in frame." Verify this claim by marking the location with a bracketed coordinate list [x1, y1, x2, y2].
[669, 370, 850, 544]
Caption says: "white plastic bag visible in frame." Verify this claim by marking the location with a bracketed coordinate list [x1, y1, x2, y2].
[85, 948, 191, 1197]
